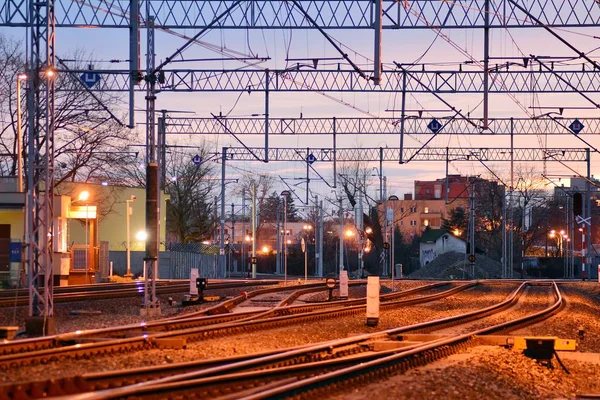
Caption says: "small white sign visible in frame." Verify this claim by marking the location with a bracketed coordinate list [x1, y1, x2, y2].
[189, 268, 199, 295]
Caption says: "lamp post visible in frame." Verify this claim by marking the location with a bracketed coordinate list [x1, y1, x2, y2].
[16, 73, 27, 192]
[281, 190, 291, 285]
[77, 191, 91, 282]
[125, 195, 136, 278]
[388, 195, 399, 290]
[302, 224, 312, 283]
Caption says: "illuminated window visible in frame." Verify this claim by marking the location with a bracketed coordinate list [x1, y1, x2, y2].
[424, 207, 429, 213]
[423, 219, 429, 226]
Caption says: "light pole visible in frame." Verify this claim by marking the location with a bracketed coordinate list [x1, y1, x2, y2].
[302, 224, 312, 283]
[125, 195, 136, 278]
[281, 190, 290, 285]
[16, 73, 27, 193]
[77, 191, 91, 282]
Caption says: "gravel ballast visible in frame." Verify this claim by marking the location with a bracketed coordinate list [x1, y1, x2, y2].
[327, 346, 600, 400]
[0, 284, 514, 384]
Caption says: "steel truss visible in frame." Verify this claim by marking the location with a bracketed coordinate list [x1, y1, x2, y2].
[164, 116, 600, 136]
[61, 68, 600, 94]
[2, 0, 600, 28]
[222, 147, 588, 162]
[27, 0, 56, 320]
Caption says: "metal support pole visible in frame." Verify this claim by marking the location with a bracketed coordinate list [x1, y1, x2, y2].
[265, 70, 270, 162]
[333, 125, 337, 188]
[126, 198, 133, 278]
[219, 147, 226, 278]
[158, 111, 166, 188]
[282, 192, 286, 283]
[27, 0, 57, 325]
[483, 0, 490, 129]
[586, 148, 592, 280]
[231, 202, 235, 274]
[383, 176, 388, 277]
[373, 0, 382, 85]
[16, 76, 24, 193]
[241, 191, 246, 277]
[399, 72, 407, 164]
[501, 185, 506, 277]
[339, 198, 344, 275]
[470, 179, 476, 278]
[276, 198, 281, 275]
[318, 199, 324, 277]
[252, 184, 257, 279]
[143, 13, 159, 315]
[129, 0, 140, 128]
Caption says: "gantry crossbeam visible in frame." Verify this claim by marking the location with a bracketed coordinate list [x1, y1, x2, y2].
[2, 0, 600, 28]
[223, 147, 588, 162]
[61, 68, 600, 93]
[165, 116, 600, 135]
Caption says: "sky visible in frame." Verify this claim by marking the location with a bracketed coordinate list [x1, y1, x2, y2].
[2, 1, 600, 216]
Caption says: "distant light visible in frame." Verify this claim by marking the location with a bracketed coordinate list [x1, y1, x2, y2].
[78, 190, 90, 202]
[286, 239, 291, 244]
[262, 245, 269, 254]
[17, 73, 28, 80]
[45, 68, 56, 78]
[345, 230, 355, 237]
[365, 227, 373, 234]
[101, 181, 108, 186]
[202, 240, 210, 245]
[136, 231, 148, 241]
[245, 235, 251, 242]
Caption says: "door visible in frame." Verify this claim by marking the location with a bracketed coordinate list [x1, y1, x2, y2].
[0, 224, 10, 272]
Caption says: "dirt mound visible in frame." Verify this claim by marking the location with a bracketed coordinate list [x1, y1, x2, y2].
[408, 251, 502, 280]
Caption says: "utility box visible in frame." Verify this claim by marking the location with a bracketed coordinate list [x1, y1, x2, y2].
[339, 270, 349, 299]
[366, 276, 380, 327]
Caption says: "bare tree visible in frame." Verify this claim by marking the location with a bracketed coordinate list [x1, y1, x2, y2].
[0, 34, 137, 185]
[164, 145, 217, 244]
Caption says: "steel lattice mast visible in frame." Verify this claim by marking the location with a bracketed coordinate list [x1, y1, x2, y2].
[26, 0, 56, 331]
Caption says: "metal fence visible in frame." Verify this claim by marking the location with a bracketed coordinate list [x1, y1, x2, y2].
[169, 243, 219, 279]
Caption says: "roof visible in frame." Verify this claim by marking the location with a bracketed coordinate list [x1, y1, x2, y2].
[420, 229, 455, 243]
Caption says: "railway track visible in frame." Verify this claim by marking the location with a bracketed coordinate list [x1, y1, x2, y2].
[0, 281, 477, 398]
[23, 280, 562, 400]
[0, 280, 280, 307]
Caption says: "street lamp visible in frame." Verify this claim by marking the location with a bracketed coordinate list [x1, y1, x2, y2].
[388, 195, 399, 289]
[302, 224, 313, 283]
[77, 190, 91, 282]
[16, 73, 27, 192]
[125, 195, 136, 278]
[280, 190, 291, 285]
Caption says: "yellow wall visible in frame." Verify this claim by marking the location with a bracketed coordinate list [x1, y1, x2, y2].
[0, 183, 169, 252]
[0, 210, 25, 240]
[62, 184, 169, 251]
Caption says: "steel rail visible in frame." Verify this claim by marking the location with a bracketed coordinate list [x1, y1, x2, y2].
[35, 281, 539, 400]
[0, 282, 474, 372]
[236, 281, 564, 400]
[0, 280, 280, 307]
[0, 281, 434, 357]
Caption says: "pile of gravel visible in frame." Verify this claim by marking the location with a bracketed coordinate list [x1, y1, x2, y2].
[409, 251, 502, 280]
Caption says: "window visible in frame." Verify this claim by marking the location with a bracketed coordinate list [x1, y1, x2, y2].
[423, 219, 429, 226]
[400, 207, 404, 213]
[424, 207, 429, 214]
[425, 188, 430, 194]
[400, 220, 404, 226]
[410, 207, 417, 213]
[410, 220, 417, 226]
